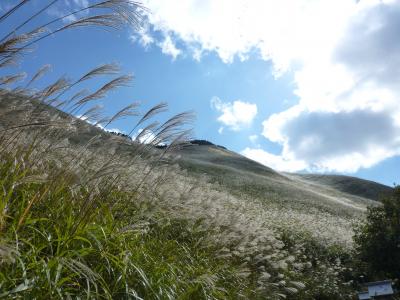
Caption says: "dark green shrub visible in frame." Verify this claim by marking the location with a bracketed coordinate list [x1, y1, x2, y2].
[354, 187, 400, 281]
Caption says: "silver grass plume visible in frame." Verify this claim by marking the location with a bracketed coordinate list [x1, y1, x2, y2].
[128, 102, 168, 137]
[103, 102, 140, 128]
[25, 64, 51, 88]
[79, 105, 105, 123]
[59, 89, 90, 109]
[77, 63, 120, 83]
[153, 111, 195, 145]
[0, 1, 60, 44]
[37, 77, 71, 102]
[0, 1, 143, 65]
[134, 121, 159, 144]
[0, 27, 47, 62]
[71, 74, 133, 113]
[0, 73, 27, 87]
[54, 64, 121, 109]
[0, 58, 16, 69]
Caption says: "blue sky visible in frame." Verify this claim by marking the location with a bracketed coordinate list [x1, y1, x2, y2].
[1, 0, 399, 186]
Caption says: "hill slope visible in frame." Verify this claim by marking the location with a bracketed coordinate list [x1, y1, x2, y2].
[1, 91, 394, 298]
[176, 143, 391, 215]
[289, 173, 392, 201]
[2, 92, 389, 211]
[2, 92, 394, 243]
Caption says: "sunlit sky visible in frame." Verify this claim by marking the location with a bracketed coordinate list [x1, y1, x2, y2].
[1, 0, 400, 186]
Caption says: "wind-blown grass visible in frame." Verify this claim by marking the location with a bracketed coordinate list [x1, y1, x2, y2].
[0, 100, 249, 298]
[0, 92, 359, 299]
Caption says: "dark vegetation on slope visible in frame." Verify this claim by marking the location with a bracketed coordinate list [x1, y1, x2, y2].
[189, 139, 227, 149]
[354, 187, 400, 283]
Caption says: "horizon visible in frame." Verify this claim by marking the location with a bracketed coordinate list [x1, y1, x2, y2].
[1, 0, 399, 186]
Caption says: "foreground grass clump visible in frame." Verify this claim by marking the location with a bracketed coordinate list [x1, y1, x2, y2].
[0, 146, 251, 299]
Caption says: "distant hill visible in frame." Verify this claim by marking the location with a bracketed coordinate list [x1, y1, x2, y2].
[176, 143, 392, 216]
[289, 173, 393, 202]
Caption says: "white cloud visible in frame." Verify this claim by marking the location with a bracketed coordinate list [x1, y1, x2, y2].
[98, 125, 126, 135]
[138, 0, 400, 173]
[241, 148, 307, 172]
[134, 128, 166, 145]
[130, 23, 155, 49]
[140, 33, 155, 47]
[77, 115, 127, 135]
[258, 1, 400, 172]
[139, 0, 355, 68]
[211, 97, 257, 131]
[159, 35, 181, 60]
[130, 31, 154, 48]
[136, 128, 156, 144]
[262, 109, 400, 172]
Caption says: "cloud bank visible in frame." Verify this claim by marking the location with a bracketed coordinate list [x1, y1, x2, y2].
[135, 0, 400, 173]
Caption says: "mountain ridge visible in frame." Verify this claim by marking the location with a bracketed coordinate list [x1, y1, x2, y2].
[175, 142, 392, 203]
[178, 139, 392, 200]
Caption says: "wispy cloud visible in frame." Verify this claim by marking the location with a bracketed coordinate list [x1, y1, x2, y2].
[158, 35, 181, 60]
[130, 24, 155, 49]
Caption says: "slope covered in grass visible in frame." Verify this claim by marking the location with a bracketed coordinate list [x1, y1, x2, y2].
[176, 143, 388, 213]
[0, 91, 384, 299]
[0, 92, 258, 298]
[289, 173, 392, 201]
[0, 147, 250, 299]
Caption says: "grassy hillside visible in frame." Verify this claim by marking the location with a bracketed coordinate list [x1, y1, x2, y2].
[289, 173, 392, 201]
[0, 91, 390, 299]
[177, 143, 387, 215]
